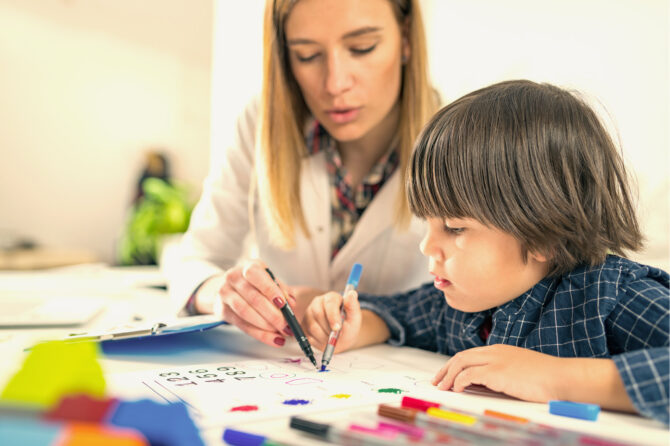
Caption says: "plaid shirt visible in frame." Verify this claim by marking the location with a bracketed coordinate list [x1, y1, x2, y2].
[305, 120, 399, 259]
[359, 255, 670, 424]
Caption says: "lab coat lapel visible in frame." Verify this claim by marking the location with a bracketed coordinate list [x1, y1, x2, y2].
[330, 171, 399, 277]
[300, 152, 331, 287]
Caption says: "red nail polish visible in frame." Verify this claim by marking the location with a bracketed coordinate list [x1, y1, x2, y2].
[283, 326, 293, 336]
[274, 336, 285, 346]
[272, 297, 285, 309]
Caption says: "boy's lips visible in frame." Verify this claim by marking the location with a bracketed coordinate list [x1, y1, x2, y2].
[431, 273, 452, 289]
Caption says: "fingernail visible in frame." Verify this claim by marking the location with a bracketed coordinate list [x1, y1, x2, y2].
[283, 325, 293, 336]
[272, 296, 285, 309]
[288, 294, 297, 305]
[273, 336, 285, 346]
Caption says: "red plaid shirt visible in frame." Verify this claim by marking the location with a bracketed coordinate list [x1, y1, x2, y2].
[305, 120, 399, 259]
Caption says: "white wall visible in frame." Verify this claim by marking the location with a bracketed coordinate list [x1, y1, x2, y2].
[0, 0, 213, 263]
[210, 0, 668, 270]
[422, 0, 668, 269]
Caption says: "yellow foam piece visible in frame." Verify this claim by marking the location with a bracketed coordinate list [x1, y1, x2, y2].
[1, 341, 105, 407]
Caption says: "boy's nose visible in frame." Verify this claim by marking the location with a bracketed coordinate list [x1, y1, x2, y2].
[420, 231, 445, 262]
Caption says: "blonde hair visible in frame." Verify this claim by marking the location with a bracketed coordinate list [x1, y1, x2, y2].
[257, 0, 438, 249]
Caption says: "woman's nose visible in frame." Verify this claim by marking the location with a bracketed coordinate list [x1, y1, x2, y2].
[325, 52, 353, 96]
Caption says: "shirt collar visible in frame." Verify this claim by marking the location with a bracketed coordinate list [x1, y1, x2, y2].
[496, 275, 556, 318]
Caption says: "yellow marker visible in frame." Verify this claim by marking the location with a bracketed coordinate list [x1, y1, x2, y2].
[1, 341, 105, 407]
[426, 407, 477, 426]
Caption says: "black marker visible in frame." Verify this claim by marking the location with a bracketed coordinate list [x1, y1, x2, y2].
[265, 268, 318, 369]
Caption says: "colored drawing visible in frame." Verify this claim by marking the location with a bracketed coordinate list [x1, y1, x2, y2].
[282, 399, 310, 405]
[107, 352, 436, 427]
[378, 388, 403, 394]
[230, 405, 258, 412]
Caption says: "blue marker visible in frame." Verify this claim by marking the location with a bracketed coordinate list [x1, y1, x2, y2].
[549, 400, 600, 421]
[320, 263, 363, 371]
[223, 427, 289, 445]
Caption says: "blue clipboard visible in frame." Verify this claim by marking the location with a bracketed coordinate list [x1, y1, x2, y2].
[60, 315, 227, 343]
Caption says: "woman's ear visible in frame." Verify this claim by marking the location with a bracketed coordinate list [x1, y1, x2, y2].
[401, 18, 410, 64]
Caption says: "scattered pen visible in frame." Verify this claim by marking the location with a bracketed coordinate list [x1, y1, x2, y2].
[290, 416, 408, 446]
[265, 268, 318, 369]
[320, 263, 362, 371]
[222, 427, 289, 446]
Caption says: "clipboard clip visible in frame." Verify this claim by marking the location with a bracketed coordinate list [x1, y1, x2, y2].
[150, 322, 167, 335]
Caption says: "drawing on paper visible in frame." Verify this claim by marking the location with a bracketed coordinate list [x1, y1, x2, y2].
[106, 352, 434, 427]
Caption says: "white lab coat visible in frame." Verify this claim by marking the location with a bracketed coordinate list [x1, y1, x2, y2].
[168, 99, 432, 312]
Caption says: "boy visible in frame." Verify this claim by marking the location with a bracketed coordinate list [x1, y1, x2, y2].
[303, 80, 669, 424]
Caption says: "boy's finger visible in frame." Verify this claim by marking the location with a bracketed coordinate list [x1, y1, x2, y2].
[323, 292, 344, 330]
[342, 290, 360, 323]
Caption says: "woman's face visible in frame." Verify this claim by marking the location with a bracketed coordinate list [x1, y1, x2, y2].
[285, 0, 408, 143]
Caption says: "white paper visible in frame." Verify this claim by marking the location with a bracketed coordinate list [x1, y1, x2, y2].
[107, 352, 438, 427]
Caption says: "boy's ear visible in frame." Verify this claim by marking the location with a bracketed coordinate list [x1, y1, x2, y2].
[529, 250, 549, 263]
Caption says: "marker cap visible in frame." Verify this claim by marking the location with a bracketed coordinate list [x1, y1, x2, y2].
[549, 400, 600, 421]
[346, 263, 363, 288]
[401, 396, 440, 412]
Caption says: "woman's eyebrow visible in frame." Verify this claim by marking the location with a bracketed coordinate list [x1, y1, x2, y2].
[287, 26, 382, 46]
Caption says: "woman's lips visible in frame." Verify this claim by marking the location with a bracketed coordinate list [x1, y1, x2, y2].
[326, 107, 360, 124]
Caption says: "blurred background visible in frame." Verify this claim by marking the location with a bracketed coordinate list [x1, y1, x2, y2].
[0, 0, 667, 271]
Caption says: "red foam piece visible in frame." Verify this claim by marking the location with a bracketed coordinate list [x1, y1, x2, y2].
[44, 394, 119, 423]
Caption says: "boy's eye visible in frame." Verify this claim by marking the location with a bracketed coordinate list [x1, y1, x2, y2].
[351, 44, 376, 55]
[443, 225, 465, 235]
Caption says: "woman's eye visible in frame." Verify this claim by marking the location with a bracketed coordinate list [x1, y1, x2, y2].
[351, 44, 376, 55]
[296, 53, 320, 63]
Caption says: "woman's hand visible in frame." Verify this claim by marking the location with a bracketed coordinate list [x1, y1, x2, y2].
[432, 345, 563, 403]
[303, 290, 362, 354]
[196, 260, 297, 348]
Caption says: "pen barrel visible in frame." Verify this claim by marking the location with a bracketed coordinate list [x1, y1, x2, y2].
[280, 304, 314, 356]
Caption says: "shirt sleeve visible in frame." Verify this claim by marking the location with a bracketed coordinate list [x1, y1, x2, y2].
[607, 266, 670, 424]
[358, 283, 443, 351]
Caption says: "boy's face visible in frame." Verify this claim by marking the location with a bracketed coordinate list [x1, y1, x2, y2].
[421, 217, 550, 313]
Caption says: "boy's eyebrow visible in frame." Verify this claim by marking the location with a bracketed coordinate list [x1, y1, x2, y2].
[287, 26, 383, 46]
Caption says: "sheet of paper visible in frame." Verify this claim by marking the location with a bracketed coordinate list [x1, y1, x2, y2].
[107, 352, 438, 427]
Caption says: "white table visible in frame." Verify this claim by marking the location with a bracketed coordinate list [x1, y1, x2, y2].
[0, 265, 667, 445]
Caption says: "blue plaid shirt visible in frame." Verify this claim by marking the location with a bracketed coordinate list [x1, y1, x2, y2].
[359, 255, 670, 424]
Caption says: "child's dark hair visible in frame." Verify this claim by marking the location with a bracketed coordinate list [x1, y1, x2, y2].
[407, 79, 643, 276]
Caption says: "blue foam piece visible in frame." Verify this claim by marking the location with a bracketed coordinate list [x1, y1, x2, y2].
[549, 400, 600, 421]
[0, 417, 62, 446]
[110, 399, 204, 446]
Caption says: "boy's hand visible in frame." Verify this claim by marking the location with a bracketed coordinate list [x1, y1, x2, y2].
[432, 345, 563, 402]
[303, 290, 362, 354]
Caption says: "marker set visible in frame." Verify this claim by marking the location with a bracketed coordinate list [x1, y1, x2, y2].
[224, 395, 634, 445]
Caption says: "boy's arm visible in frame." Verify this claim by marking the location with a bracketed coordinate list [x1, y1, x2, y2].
[350, 310, 391, 349]
[605, 273, 669, 424]
[359, 282, 443, 351]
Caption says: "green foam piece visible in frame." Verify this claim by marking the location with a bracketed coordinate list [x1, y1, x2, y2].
[1, 341, 106, 407]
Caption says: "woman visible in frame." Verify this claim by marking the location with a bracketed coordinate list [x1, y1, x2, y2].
[169, 0, 439, 348]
